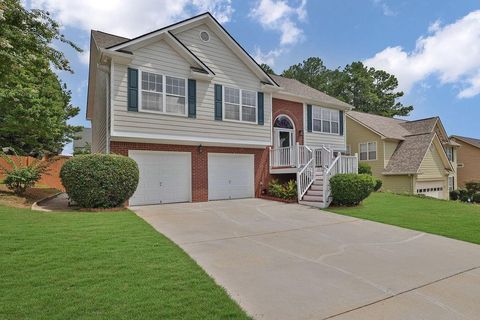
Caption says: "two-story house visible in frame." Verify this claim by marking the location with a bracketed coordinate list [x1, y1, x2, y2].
[346, 111, 458, 199]
[87, 13, 357, 207]
[450, 135, 480, 188]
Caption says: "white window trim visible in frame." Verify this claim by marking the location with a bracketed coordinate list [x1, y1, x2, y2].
[359, 141, 377, 161]
[311, 105, 340, 135]
[222, 85, 258, 124]
[138, 69, 188, 117]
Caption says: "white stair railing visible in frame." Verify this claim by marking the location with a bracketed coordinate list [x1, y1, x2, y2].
[322, 154, 341, 207]
[297, 156, 315, 200]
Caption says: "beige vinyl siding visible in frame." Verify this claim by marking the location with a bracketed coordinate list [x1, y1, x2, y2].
[384, 141, 398, 168]
[345, 117, 384, 177]
[417, 144, 447, 181]
[382, 175, 414, 194]
[111, 25, 271, 145]
[304, 107, 346, 151]
[91, 70, 108, 153]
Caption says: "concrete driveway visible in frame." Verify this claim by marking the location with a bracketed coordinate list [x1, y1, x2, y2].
[132, 199, 480, 320]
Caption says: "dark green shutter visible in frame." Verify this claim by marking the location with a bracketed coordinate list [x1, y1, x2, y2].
[257, 92, 264, 125]
[307, 104, 312, 132]
[127, 68, 138, 112]
[214, 84, 222, 120]
[339, 110, 344, 136]
[188, 79, 196, 118]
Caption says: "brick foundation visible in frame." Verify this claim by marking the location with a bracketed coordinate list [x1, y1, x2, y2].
[110, 141, 270, 202]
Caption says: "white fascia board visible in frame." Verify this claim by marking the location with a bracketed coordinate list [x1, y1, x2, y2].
[273, 91, 353, 111]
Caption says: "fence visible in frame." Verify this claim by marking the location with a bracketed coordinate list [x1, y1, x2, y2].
[0, 156, 70, 191]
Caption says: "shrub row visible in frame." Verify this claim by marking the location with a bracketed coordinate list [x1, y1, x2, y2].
[450, 181, 480, 203]
[330, 173, 376, 206]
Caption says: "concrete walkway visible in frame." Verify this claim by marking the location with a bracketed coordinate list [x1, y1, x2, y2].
[132, 199, 480, 320]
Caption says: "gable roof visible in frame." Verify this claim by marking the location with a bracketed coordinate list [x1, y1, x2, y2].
[347, 111, 454, 175]
[451, 135, 480, 149]
[91, 30, 129, 49]
[105, 12, 278, 87]
[270, 75, 353, 110]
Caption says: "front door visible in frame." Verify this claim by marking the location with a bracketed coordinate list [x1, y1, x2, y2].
[274, 128, 294, 166]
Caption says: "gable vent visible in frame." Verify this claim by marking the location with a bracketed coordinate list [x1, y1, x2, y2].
[200, 31, 210, 42]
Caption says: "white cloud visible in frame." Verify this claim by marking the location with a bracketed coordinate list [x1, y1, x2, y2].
[28, 0, 233, 37]
[250, 0, 307, 46]
[372, 0, 397, 17]
[253, 47, 283, 66]
[364, 10, 480, 98]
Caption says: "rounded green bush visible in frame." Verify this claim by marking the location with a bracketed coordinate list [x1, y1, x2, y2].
[472, 193, 480, 204]
[449, 190, 460, 201]
[330, 173, 376, 206]
[60, 154, 139, 208]
[374, 178, 383, 192]
[358, 163, 372, 175]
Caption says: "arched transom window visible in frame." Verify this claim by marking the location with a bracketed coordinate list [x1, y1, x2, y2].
[274, 115, 294, 129]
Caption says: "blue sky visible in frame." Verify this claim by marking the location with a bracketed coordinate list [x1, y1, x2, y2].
[27, 0, 480, 154]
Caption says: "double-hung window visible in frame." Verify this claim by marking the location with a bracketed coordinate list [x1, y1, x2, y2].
[445, 146, 454, 162]
[359, 142, 377, 161]
[140, 71, 186, 115]
[312, 106, 340, 134]
[224, 86, 257, 123]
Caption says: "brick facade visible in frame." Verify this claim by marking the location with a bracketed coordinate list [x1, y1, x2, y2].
[110, 141, 270, 202]
[272, 98, 304, 144]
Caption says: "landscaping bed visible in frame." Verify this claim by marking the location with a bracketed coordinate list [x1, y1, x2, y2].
[0, 205, 250, 319]
[327, 192, 480, 245]
[0, 184, 59, 208]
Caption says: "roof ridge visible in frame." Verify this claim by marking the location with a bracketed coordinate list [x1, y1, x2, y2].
[92, 30, 130, 40]
[349, 110, 406, 122]
[405, 116, 438, 124]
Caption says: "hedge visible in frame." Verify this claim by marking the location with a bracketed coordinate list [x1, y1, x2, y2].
[330, 173, 376, 206]
[60, 154, 139, 208]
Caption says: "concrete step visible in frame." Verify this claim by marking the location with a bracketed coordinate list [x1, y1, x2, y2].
[312, 180, 324, 186]
[298, 200, 325, 208]
[306, 190, 322, 196]
[302, 195, 324, 202]
[310, 184, 324, 191]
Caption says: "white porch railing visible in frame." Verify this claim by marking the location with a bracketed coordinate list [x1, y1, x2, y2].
[297, 157, 315, 199]
[313, 146, 334, 168]
[338, 155, 358, 174]
[269, 143, 313, 168]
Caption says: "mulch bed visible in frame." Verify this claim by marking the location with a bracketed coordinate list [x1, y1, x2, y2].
[259, 194, 297, 203]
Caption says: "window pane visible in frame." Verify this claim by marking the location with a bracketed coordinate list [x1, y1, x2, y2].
[360, 143, 368, 153]
[322, 120, 330, 133]
[360, 152, 367, 161]
[368, 142, 376, 152]
[322, 109, 331, 121]
[368, 151, 376, 160]
[141, 91, 163, 111]
[225, 87, 240, 104]
[166, 95, 185, 114]
[331, 110, 339, 122]
[225, 103, 240, 120]
[242, 106, 256, 122]
[166, 76, 185, 96]
[331, 122, 339, 134]
[142, 71, 162, 93]
[242, 90, 256, 107]
[313, 119, 322, 131]
[312, 106, 322, 119]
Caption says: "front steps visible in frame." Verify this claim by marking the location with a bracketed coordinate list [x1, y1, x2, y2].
[299, 172, 328, 208]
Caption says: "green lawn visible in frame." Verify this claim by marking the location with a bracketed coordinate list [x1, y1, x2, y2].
[327, 192, 480, 245]
[0, 206, 250, 320]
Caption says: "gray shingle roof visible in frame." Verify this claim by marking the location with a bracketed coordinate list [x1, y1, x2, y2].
[91, 30, 129, 49]
[400, 117, 438, 135]
[269, 74, 353, 110]
[383, 133, 435, 174]
[347, 110, 410, 140]
[451, 135, 480, 149]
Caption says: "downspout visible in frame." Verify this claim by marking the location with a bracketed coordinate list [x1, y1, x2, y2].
[97, 63, 111, 154]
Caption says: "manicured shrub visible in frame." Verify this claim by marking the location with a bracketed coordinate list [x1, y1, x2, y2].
[268, 179, 297, 200]
[330, 173, 376, 206]
[0, 153, 52, 195]
[374, 178, 383, 192]
[358, 163, 372, 175]
[458, 189, 473, 203]
[450, 190, 460, 201]
[472, 193, 480, 204]
[465, 181, 480, 193]
[60, 154, 139, 208]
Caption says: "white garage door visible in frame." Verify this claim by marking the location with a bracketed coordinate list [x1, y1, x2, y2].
[208, 153, 254, 201]
[129, 151, 191, 206]
[416, 180, 445, 199]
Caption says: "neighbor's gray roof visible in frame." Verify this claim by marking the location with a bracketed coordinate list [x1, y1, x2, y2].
[269, 74, 353, 110]
[451, 135, 480, 149]
[400, 117, 438, 135]
[383, 133, 435, 174]
[348, 110, 410, 140]
[92, 30, 129, 49]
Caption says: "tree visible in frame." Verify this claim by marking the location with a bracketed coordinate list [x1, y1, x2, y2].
[260, 63, 275, 75]
[282, 58, 413, 117]
[0, 0, 82, 156]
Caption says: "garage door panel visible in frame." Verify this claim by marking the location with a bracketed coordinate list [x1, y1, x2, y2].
[208, 153, 254, 201]
[129, 151, 191, 206]
[416, 180, 445, 199]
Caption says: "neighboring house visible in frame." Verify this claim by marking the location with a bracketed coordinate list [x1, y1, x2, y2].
[87, 12, 357, 207]
[73, 127, 92, 153]
[346, 111, 458, 199]
[450, 135, 480, 187]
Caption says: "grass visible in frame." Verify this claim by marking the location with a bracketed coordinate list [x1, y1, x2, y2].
[327, 192, 480, 245]
[0, 206, 250, 320]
